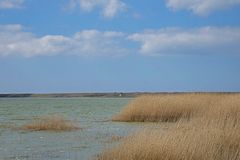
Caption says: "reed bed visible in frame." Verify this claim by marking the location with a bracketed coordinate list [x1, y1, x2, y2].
[98, 121, 240, 160]
[20, 114, 78, 131]
[112, 93, 239, 122]
[98, 93, 240, 160]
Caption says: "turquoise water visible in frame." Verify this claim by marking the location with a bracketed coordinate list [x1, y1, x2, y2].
[0, 97, 139, 160]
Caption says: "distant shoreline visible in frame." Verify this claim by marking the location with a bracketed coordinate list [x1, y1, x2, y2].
[0, 92, 240, 98]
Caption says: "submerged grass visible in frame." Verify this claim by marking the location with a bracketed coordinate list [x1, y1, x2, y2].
[99, 93, 240, 160]
[20, 114, 78, 131]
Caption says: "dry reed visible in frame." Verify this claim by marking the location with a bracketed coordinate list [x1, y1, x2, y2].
[98, 93, 240, 160]
[98, 121, 240, 160]
[112, 93, 238, 122]
[20, 114, 78, 131]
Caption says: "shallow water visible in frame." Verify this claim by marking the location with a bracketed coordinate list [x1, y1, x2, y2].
[0, 97, 141, 160]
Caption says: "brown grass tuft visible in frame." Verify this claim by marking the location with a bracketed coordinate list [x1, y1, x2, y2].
[98, 120, 240, 160]
[112, 93, 239, 122]
[99, 93, 240, 160]
[20, 114, 78, 131]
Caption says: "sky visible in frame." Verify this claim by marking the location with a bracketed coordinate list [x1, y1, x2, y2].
[0, 0, 240, 93]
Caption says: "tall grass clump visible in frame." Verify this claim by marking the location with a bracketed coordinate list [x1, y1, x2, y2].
[201, 94, 240, 125]
[20, 114, 78, 131]
[113, 93, 228, 122]
[99, 93, 240, 160]
[98, 120, 240, 160]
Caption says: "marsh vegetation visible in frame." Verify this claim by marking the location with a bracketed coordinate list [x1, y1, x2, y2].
[99, 93, 240, 160]
[19, 114, 78, 132]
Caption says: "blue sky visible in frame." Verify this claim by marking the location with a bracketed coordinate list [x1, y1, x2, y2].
[0, 0, 240, 93]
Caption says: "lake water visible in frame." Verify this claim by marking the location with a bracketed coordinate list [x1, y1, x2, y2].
[0, 97, 141, 160]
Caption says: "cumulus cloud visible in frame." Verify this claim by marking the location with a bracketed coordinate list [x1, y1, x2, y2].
[0, 0, 24, 9]
[66, 0, 126, 18]
[166, 0, 240, 16]
[1, 25, 240, 57]
[128, 27, 240, 55]
[0, 24, 128, 57]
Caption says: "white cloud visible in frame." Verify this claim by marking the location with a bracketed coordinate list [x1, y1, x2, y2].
[0, 0, 24, 9]
[66, 0, 126, 18]
[128, 27, 240, 55]
[1, 25, 240, 57]
[166, 0, 240, 16]
[0, 24, 22, 31]
[0, 24, 129, 57]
